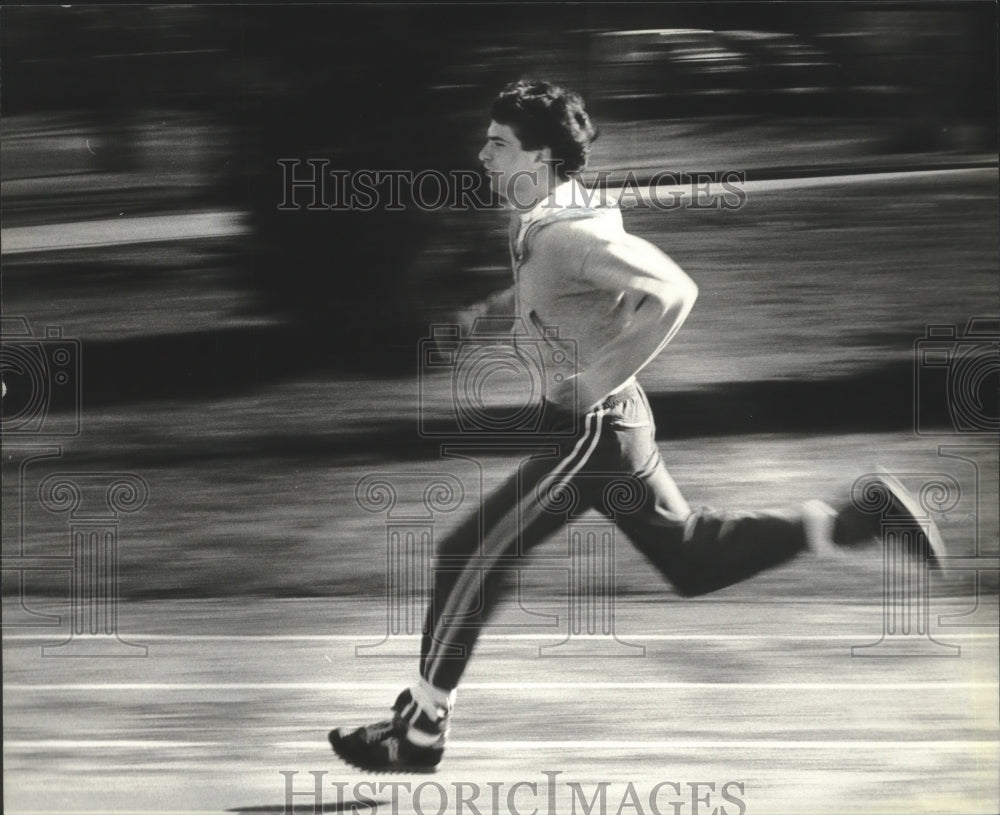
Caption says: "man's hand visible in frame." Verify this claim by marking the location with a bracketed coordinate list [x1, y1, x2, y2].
[434, 287, 516, 346]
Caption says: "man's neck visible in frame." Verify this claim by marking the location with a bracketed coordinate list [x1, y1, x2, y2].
[515, 177, 585, 218]
[503, 163, 561, 212]
[506, 183, 553, 213]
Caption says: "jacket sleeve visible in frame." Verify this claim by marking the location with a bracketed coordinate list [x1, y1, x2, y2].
[566, 234, 698, 412]
[449, 286, 516, 337]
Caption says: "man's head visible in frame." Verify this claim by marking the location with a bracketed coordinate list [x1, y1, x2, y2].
[478, 79, 597, 207]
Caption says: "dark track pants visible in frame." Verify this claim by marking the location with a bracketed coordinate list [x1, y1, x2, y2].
[418, 382, 807, 691]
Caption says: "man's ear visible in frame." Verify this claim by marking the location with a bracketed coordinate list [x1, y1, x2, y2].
[533, 146, 553, 167]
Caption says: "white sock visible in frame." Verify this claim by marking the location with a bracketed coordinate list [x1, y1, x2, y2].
[802, 499, 838, 554]
[410, 677, 455, 721]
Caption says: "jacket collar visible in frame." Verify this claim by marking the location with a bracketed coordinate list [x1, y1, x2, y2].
[511, 179, 621, 260]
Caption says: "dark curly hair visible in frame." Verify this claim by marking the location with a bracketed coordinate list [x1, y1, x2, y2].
[489, 80, 598, 180]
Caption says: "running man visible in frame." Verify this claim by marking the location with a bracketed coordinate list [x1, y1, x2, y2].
[329, 80, 945, 773]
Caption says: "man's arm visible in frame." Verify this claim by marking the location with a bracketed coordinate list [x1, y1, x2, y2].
[565, 235, 698, 412]
[451, 286, 516, 336]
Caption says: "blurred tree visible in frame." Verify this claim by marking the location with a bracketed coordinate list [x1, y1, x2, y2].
[3, 2, 995, 375]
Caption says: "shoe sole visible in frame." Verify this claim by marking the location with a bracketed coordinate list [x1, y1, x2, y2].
[328, 729, 440, 775]
[875, 466, 948, 567]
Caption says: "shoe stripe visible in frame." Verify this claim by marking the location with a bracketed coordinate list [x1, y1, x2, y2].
[395, 689, 447, 737]
[403, 705, 442, 734]
[400, 699, 419, 724]
[413, 708, 446, 733]
[408, 679, 452, 726]
[406, 727, 446, 748]
[426, 408, 607, 687]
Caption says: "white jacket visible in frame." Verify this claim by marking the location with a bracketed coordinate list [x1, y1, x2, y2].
[472, 185, 698, 414]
